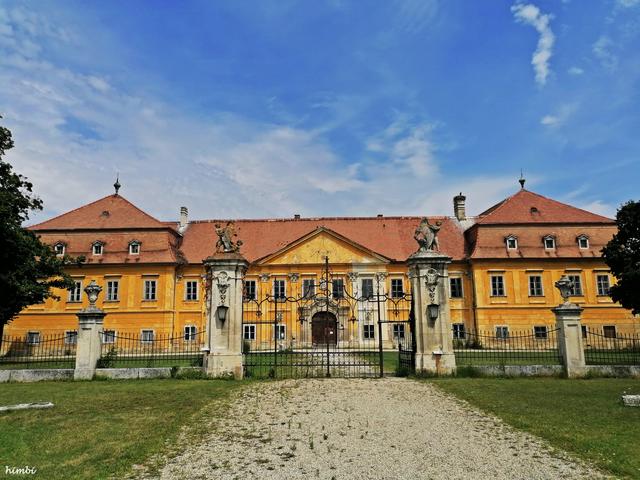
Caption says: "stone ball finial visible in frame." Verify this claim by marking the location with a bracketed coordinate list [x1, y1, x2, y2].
[84, 280, 102, 306]
[555, 275, 574, 304]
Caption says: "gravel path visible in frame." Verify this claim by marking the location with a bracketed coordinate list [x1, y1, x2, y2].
[143, 378, 610, 480]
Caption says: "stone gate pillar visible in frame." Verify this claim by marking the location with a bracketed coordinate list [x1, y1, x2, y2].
[203, 252, 249, 379]
[74, 280, 106, 380]
[408, 218, 456, 375]
[553, 276, 586, 378]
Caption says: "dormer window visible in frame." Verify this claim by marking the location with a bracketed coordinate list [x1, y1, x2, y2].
[129, 241, 140, 255]
[577, 235, 589, 249]
[92, 242, 104, 256]
[543, 236, 556, 250]
[505, 235, 518, 250]
[54, 243, 65, 256]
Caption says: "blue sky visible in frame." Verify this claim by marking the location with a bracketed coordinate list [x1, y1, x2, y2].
[0, 0, 638, 223]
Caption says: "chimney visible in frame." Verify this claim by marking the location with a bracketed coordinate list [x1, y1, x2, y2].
[453, 193, 466, 221]
[179, 206, 189, 231]
[294, 214, 301, 220]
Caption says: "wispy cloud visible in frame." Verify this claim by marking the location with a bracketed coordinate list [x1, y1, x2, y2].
[593, 35, 618, 70]
[568, 66, 584, 75]
[511, 2, 555, 86]
[540, 103, 577, 128]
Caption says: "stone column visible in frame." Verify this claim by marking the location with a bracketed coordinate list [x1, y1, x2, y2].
[74, 280, 106, 380]
[408, 251, 456, 375]
[203, 252, 249, 379]
[553, 276, 586, 378]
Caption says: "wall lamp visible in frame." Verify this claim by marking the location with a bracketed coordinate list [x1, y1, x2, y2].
[427, 303, 439, 322]
[216, 305, 229, 323]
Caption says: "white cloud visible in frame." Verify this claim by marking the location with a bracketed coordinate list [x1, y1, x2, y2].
[617, 0, 640, 7]
[593, 35, 618, 70]
[511, 2, 555, 86]
[577, 200, 616, 218]
[540, 103, 577, 128]
[568, 66, 584, 75]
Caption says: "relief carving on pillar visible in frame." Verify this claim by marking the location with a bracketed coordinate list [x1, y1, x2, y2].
[215, 271, 230, 305]
[425, 268, 439, 304]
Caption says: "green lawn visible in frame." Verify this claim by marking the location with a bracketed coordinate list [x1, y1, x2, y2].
[430, 377, 640, 479]
[0, 379, 240, 480]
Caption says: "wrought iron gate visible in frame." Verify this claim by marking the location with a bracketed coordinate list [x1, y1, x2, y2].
[241, 258, 415, 378]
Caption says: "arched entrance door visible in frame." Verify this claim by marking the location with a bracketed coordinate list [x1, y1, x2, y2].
[311, 312, 338, 345]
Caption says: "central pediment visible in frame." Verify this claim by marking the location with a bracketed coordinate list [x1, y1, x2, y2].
[256, 227, 390, 265]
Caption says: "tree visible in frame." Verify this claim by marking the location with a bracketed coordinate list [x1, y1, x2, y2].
[602, 200, 640, 315]
[0, 116, 80, 343]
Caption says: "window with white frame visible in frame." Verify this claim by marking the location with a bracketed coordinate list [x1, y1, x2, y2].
[243, 280, 256, 301]
[452, 323, 466, 339]
[141, 329, 155, 343]
[92, 242, 103, 255]
[273, 279, 286, 301]
[65, 330, 78, 344]
[392, 323, 405, 339]
[596, 274, 611, 296]
[543, 236, 555, 249]
[143, 279, 157, 301]
[27, 331, 40, 345]
[184, 325, 197, 341]
[505, 236, 518, 250]
[185, 280, 198, 301]
[106, 280, 119, 301]
[567, 274, 583, 296]
[54, 243, 65, 256]
[390, 278, 404, 298]
[577, 235, 589, 249]
[102, 330, 116, 344]
[495, 326, 509, 339]
[129, 242, 140, 255]
[533, 325, 548, 339]
[449, 278, 463, 298]
[68, 280, 82, 302]
[243, 324, 256, 341]
[332, 279, 345, 299]
[603, 325, 616, 338]
[274, 324, 286, 340]
[302, 279, 315, 298]
[490, 275, 505, 297]
[363, 324, 375, 339]
[361, 278, 374, 299]
[528, 275, 544, 296]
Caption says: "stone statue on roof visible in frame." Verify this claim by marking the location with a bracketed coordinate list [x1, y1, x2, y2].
[215, 222, 243, 253]
[414, 218, 442, 253]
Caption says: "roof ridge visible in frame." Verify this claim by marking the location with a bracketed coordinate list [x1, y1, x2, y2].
[186, 215, 450, 224]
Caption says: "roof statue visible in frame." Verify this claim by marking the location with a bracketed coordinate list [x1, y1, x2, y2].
[215, 221, 243, 253]
[414, 218, 442, 253]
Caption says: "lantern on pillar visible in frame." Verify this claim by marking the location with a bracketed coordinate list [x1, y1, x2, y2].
[427, 303, 439, 322]
[216, 305, 229, 323]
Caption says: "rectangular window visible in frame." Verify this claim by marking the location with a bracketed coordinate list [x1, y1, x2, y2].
[27, 331, 40, 345]
[64, 330, 78, 345]
[243, 324, 256, 341]
[243, 280, 256, 301]
[273, 279, 286, 301]
[544, 237, 555, 249]
[185, 280, 198, 301]
[102, 330, 116, 344]
[332, 279, 344, 299]
[596, 275, 610, 296]
[581, 325, 587, 339]
[603, 325, 616, 338]
[92, 243, 103, 255]
[390, 278, 404, 298]
[68, 280, 82, 303]
[578, 237, 589, 249]
[184, 325, 197, 341]
[452, 323, 466, 339]
[495, 326, 509, 339]
[129, 242, 140, 254]
[143, 279, 157, 301]
[450, 278, 463, 298]
[106, 280, 119, 301]
[141, 329, 155, 343]
[363, 324, 375, 339]
[567, 274, 583, 296]
[490, 275, 505, 297]
[361, 278, 374, 299]
[392, 324, 405, 339]
[302, 279, 315, 298]
[274, 325, 286, 340]
[506, 237, 517, 249]
[528, 275, 544, 297]
[533, 325, 548, 339]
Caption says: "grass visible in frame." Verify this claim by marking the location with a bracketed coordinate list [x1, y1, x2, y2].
[429, 377, 640, 479]
[0, 378, 240, 480]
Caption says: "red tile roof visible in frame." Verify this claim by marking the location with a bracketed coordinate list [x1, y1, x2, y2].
[180, 216, 466, 263]
[477, 189, 614, 225]
[29, 194, 167, 230]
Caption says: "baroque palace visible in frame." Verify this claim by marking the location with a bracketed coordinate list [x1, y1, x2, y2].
[6, 180, 638, 346]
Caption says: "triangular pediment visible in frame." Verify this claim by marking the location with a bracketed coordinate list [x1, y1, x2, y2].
[256, 227, 390, 265]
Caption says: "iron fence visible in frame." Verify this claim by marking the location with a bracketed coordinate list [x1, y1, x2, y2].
[98, 331, 206, 368]
[584, 328, 640, 365]
[0, 333, 77, 369]
[453, 328, 561, 366]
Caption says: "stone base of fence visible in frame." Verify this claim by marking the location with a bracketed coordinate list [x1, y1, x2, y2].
[95, 367, 201, 380]
[0, 369, 74, 383]
[586, 365, 640, 378]
[458, 365, 564, 377]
